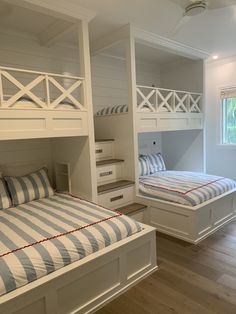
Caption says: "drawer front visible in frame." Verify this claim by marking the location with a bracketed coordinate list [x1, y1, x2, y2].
[97, 164, 123, 184]
[95, 142, 114, 161]
[98, 186, 134, 210]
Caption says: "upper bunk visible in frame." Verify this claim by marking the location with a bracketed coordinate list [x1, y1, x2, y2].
[0, 0, 95, 140]
[92, 24, 209, 133]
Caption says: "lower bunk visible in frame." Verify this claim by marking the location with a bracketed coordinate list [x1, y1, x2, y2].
[137, 154, 236, 243]
[0, 184, 157, 313]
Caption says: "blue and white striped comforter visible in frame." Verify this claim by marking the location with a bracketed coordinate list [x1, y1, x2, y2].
[139, 171, 236, 206]
[0, 194, 141, 296]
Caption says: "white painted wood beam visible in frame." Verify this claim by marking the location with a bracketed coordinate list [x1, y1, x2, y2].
[3, 0, 96, 22]
[91, 24, 131, 56]
[38, 20, 76, 47]
[133, 27, 210, 60]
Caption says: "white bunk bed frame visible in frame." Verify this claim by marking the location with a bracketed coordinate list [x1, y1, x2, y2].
[136, 85, 203, 132]
[0, 66, 89, 140]
[137, 190, 236, 244]
[0, 223, 157, 314]
[0, 2, 158, 313]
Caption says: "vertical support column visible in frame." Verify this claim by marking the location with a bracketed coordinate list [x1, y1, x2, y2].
[126, 26, 139, 193]
[0, 71, 3, 107]
[76, 20, 97, 202]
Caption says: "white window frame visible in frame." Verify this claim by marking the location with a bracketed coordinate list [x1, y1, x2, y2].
[218, 86, 236, 148]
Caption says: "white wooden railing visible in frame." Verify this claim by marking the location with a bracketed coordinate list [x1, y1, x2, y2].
[136, 85, 202, 113]
[0, 66, 86, 110]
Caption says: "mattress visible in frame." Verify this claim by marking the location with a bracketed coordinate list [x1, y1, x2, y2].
[4, 96, 78, 110]
[139, 171, 236, 206]
[0, 193, 141, 296]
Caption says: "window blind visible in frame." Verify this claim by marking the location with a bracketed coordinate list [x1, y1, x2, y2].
[221, 88, 236, 99]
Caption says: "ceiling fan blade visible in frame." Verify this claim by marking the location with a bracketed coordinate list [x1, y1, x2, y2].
[171, 15, 191, 36]
[208, 0, 236, 9]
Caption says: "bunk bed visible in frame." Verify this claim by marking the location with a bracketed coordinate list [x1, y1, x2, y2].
[0, 6, 157, 314]
[95, 85, 204, 132]
[0, 66, 89, 140]
[92, 24, 236, 244]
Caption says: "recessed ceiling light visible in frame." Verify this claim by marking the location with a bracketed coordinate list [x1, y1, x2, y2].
[212, 55, 219, 60]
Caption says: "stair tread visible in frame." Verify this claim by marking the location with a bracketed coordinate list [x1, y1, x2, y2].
[97, 180, 134, 194]
[96, 159, 124, 166]
[95, 139, 114, 143]
[116, 203, 147, 215]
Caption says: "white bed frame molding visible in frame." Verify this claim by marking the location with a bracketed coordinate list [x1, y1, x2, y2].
[0, 224, 157, 314]
[137, 189, 236, 244]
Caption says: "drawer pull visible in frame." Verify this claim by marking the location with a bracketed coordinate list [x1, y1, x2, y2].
[110, 195, 124, 202]
[100, 171, 113, 177]
[96, 149, 103, 154]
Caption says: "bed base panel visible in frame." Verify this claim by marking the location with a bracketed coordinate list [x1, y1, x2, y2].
[0, 110, 88, 140]
[137, 189, 236, 243]
[0, 225, 157, 314]
[137, 112, 204, 132]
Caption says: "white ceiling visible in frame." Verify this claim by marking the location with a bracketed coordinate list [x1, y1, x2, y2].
[0, 0, 236, 60]
[75, 0, 236, 59]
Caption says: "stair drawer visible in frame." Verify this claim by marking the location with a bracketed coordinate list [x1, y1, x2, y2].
[98, 186, 134, 210]
[95, 142, 114, 161]
[97, 164, 123, 184]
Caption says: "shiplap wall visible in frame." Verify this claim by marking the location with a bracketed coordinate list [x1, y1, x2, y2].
[0, 139, 53, 178]
[91, 53, 161, 112]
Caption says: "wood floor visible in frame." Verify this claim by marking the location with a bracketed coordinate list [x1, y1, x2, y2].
[96, 220, 236, 314]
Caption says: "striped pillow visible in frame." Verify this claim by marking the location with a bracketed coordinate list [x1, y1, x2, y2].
[146, 153, 166, 173]
[0, 179, 11, 210]
[139, 156, 150, 176]
[5, 168, 54, 206]
[96, 104, 128, 116]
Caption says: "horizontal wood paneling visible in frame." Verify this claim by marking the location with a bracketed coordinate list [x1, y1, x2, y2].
[91, 54, 161, 112]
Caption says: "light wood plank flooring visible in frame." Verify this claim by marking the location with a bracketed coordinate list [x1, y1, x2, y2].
[96, 220, 236, 314]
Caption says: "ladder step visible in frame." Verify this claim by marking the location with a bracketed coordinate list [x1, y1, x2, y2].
[97, 180, 134, 195]
[95, 139, 114, 143]
[116, 203, 147, 215]
[96, 159, 124, 166]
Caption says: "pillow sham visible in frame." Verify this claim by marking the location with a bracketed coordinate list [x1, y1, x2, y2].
[146, 153, 166, 173]
[5, 167, 54, 206]
[0, 178, 11, 210]
[139, 156, 150, 176]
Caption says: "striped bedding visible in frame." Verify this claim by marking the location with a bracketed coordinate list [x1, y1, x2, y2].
[139, 171, 236, 206]
[96, 104, 128, 116]
[0, 193, 141, 296]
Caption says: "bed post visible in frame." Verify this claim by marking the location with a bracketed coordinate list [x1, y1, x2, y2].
[77, 20, 97, 202]
[126, 25, 139, 195]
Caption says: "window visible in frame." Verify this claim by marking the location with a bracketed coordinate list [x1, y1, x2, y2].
[221, 88, 236, 144]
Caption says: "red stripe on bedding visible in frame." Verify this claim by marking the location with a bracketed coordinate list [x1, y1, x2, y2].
[141, 178, 224, 195]
[0, 213, 122, 258]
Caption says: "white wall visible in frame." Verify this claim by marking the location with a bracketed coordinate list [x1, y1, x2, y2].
[205, 57, 236, 180]
[160, 59, 204, 93]
[162, 130, 204, 171]
[138, 133, 162, 155]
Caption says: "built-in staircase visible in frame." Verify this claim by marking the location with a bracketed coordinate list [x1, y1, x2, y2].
[95, 139, 147, 222]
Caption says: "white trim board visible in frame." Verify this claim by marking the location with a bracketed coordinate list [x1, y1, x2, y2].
[91, 24, 211, 60]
